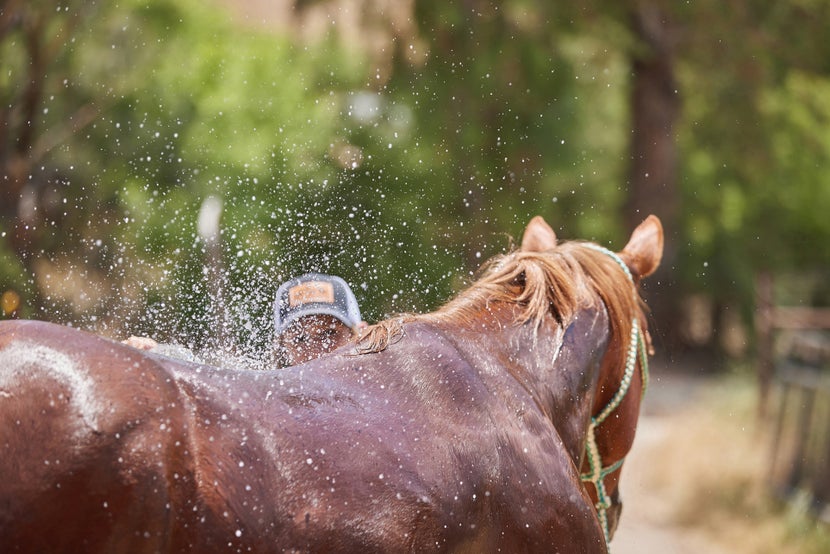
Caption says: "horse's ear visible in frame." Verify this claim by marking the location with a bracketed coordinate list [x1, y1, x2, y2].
[521, 216, 557, 252]
[620, 215, 663, 279]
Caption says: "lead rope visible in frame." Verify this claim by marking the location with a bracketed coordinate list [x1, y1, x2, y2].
[579, 244, 650, 550]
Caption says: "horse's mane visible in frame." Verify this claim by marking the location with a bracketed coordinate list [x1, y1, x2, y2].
[356, 241, 649, 356]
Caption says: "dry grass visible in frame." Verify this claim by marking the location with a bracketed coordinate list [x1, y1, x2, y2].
[640, 372, 830, 554]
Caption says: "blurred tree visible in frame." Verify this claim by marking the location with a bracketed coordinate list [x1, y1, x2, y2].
[385, 2, 631, 254]
[623, 3, 682, 352]
[672, 0, 830, 360]
[0, 0, 102, 312]
[2, 0, 829, 365]
[555, 0, 830, 358]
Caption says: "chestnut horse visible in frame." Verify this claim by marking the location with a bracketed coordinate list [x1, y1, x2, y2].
[0, 215, 662, 553]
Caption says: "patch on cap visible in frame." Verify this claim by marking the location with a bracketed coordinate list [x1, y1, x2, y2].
[288, 281, 335, 307]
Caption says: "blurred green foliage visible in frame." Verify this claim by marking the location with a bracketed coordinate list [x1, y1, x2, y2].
[1, 0, 829, 356]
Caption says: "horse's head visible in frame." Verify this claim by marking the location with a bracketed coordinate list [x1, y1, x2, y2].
[355, 214, 662, 546]
[521, 215, 663, 542]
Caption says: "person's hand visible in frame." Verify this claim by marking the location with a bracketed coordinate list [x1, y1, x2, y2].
[123, 336, 158, 350]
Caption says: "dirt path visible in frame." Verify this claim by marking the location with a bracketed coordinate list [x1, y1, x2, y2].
[611, 415, 729, 553]
[611, 372, 730, 554]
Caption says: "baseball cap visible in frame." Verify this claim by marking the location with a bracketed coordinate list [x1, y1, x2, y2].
[274, 273, 362, 335]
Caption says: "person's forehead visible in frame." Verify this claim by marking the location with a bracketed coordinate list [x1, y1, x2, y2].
[286, 314, 347, 330]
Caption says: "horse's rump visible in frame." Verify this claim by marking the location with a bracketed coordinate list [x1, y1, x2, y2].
[0, 320, 194, 551]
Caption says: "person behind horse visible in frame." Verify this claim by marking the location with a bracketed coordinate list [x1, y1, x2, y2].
[272, 272, 366, 367]
[125, 272, 365, 368]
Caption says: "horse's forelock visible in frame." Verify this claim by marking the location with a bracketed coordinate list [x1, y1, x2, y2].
[564, 242, 649, 360]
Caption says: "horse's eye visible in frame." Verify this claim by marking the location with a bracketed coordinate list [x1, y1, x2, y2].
[513, 270, 526, 287]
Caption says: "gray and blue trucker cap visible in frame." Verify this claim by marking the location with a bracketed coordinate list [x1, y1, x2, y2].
[274, 273, 362, 334]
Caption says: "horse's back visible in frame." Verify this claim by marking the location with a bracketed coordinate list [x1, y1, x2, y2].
[241, 322, 605, 552]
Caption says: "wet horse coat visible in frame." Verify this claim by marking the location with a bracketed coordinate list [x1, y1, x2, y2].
[0, 216, 663, 553]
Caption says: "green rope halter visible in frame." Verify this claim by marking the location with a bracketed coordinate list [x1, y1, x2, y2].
[579, 243, 650, 549]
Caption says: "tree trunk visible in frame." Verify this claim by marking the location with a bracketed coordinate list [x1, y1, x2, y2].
[626, 4, 682, 355]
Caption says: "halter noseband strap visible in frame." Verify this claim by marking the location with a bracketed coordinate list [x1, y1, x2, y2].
[579, 244, 650, 548]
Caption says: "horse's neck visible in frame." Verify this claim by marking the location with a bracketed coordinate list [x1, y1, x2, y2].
[545, 306, 611, 464]
[437, 304, 609, 465]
